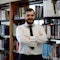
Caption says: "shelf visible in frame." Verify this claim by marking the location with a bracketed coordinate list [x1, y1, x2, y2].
[0, 49, 9, 55]
[0, 48, 4, 51]
[35, 17, 60, 20]
[0, 35, 10, 39]
[29, 0, 43, 5]
[0, 36, 5, 39]
[15, 17, 60, 20]
[11, 0, 42, 4]
[51, 39, 60, 44]
[43, 23, 60, 25]
[2, 35, 10, 38]
[47, 38, 60, 40]
[13, 19, 25, 25]
[35, 18, 43, 20]
[43, 17, 60, 19]
[0, 3, 9, 9]
[0, 20, 10, 22]
[0, 48, 5, 54]
[46, 41, 56, 45]
[13, 17, 60, 21]
[13, 18, 25, 21]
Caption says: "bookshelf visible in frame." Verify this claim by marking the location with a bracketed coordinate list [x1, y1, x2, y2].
[10, 1, 29, 60]
[0, 2, 10, 60]
[0, 0, 60, 60]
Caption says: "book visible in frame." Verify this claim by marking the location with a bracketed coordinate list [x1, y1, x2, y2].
[42, 43, 54, 59]
[43, 0, 55, 17]
[56, 45, 60, 58]
[4, 38, 9, 50]
[35, 5, 43, 18]
[47, 25, 51, 38]
[0, 54, 4, 60]
[1, 25, 9, 36]
[51, 25, 55, 39]
[55, 25, 60, 39]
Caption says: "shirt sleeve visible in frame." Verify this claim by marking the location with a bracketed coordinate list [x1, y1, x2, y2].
[35, 25, 48, 43]
[16, 26, 37, 47]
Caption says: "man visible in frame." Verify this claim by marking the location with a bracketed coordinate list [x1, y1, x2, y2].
[16, 8, 48, 60]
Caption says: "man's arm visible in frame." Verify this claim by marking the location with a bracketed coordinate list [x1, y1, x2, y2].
[16, 26, 37, 47]
[35, 25, 48, 43]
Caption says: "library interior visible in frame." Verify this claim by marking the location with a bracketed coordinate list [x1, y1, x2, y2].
[0, 0, 60, 60]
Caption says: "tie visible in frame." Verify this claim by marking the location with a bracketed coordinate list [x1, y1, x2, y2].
[29, 26, 33, 36]
[29, 26, 34, 50]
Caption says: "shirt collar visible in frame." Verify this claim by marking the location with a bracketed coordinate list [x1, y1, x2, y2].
[24, 22, 35, 27]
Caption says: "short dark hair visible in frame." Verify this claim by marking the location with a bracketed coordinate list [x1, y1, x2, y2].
[24, 8, 35, 14]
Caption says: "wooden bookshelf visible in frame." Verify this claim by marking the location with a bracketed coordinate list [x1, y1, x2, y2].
[9, 1, 29, 60]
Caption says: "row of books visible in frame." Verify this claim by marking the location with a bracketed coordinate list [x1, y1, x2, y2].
[0, 9, 10, 20]
[0, 54, 4, 60]
[20, 0, 40, 1]
[13, 7, 25, 20]
[42, 42, 60, 60]
[43, 24, 60, 39]
[43, 0, 55, 17]
[0, 1, 60, 21]
[0, 24, 9, 36]
[13, 22, 24, 36]
[55, 1, 60, 16]
[0, 0, 60, 21]
[43, 0, 60, 17]
[0, 39, 9, 60]
[0, 38, 9, 50]
[29, 0, 40, 1]
[0, 54, 9, 60]
[42, 43, 56, 59]
[0, 40, 4, 50]
[13, 5, 43, 20]
[43, 19, 60, 39]
[35, 5, 43, 18]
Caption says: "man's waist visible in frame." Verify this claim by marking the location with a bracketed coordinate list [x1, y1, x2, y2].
[19, 54, 42, 56]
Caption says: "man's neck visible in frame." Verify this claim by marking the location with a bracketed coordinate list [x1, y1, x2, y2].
[28, 24, 32, 26]
[25, 22, 34, 27]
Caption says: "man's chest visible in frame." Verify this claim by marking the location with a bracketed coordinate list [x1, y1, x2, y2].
[21, 26, 40, 36]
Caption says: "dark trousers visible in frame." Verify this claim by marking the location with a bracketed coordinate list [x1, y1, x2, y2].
[18, 54, 44, 60]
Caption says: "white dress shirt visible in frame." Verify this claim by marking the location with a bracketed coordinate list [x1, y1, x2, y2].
[16, 22, 48, 55]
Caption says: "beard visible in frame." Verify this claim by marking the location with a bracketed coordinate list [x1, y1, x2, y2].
[26, 18, 34, 24]
[27, 21, 34, 24]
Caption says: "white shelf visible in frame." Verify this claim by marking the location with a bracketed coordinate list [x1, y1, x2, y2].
[51, 39, 60, 44]
[0, 48, 4, 51]
[3, 35, 10, 38]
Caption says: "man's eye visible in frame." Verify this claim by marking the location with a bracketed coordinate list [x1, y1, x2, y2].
[27, 15, 30, 17]
[31, 15, 34, 16]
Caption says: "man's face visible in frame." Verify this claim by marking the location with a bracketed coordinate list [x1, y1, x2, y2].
[25, 10, 35, 24]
